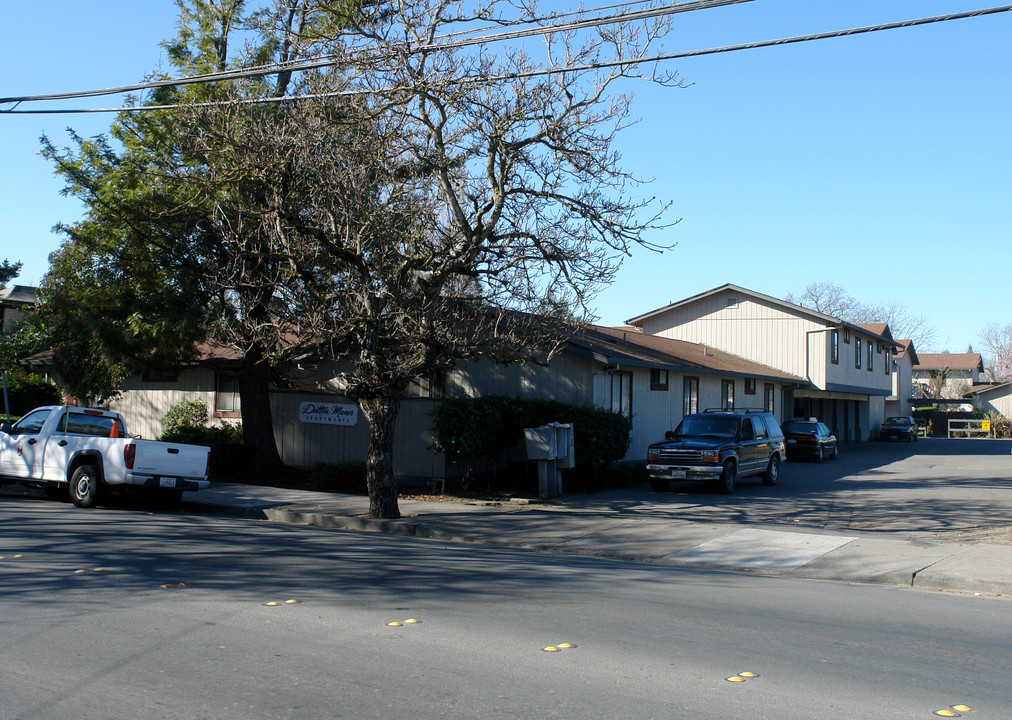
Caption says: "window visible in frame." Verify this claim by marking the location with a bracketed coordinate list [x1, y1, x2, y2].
[744, 378, 757, 395]
[855, 338, 862, 369]
[215, 371, 241, 416]
[885, 349, 891, 375]
[867, 342, 873, 372]
[876, 342, 882, 354]
[611, 372, 632, 419]
[650, 369, 669, 391]
[843, 328, 851, 344]
[741, 418, 755, 440]
[416, 371, 446, 399]
[764, 383, 775, 413]
[683, 377, 699, 416]
[62, 412, 125, 438]
[11, 408, 52, 435]
[831, 330, 839, 364]
[721, 379, 735, 410]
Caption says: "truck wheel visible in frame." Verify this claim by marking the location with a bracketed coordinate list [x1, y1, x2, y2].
[650, 479, 669, 493]
[717, 460, 736, 494]
[70, 465, 102, 508]
[816, 446, 824, 463]
[762, 456, 780, 486]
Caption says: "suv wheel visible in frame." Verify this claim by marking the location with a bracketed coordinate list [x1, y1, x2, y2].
[762, 455, 780, 486]
[717, 460, 737, 494]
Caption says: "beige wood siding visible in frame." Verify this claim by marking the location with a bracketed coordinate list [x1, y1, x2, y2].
[640, 290, 820, 379]
[826, 332, 893, 396]
[109, 367, 217, 439]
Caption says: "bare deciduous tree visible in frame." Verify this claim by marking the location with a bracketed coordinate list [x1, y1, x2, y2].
[979, 323, 1012, 382]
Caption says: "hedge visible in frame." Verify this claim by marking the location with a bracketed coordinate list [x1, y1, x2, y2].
[1, 370, 63, 417]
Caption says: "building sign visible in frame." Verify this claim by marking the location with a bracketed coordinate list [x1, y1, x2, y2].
[299, 401, 359, 426]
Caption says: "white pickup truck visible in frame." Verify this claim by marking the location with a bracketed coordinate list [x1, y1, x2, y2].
[0, 405, 210, 507]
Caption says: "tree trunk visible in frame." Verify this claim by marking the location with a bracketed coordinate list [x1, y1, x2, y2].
[238, 344, 283, 473]
[360, 393, 401, 519]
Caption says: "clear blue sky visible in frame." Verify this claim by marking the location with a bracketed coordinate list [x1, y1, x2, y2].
[3, 1, 1009, 352]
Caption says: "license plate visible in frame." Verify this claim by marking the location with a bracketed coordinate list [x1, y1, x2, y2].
[670, 470, 686, 479]
[158, 478, 177, 488]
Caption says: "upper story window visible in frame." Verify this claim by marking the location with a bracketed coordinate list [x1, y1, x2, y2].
[843, 328, 851, 344]
[744, 378, 756, 395]
[868, 342, 873, 372]
[650, 369, 669, 391]
[855, 338, 862, 369]
[830, 330, 839, 364]
[885, 349, 891, 374]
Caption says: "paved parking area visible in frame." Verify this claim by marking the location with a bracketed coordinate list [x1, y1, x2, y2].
[564, 438, 1012, 540]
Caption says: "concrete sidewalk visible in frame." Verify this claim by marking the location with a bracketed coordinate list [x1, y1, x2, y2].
[182, 483, 1012, 597]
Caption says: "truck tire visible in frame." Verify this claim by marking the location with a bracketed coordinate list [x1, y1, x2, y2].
[762, 455, 780, 486]
[70, 464, 102, 508]
[717, 460, 736, 494]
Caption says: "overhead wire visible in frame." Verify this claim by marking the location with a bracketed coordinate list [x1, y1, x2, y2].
[2, 3, 1010, 115]
[0, 0, 751, 106]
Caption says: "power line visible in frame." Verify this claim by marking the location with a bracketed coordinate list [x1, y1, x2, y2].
[0, 0, 752, 107]
[3, 4, 1010, 115]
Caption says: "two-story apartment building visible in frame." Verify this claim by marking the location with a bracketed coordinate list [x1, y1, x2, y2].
[886, 339, 918, 418]
[911, 352, 983, 400]
[626, 284, 899, 442]
[0, 285, 37, 334]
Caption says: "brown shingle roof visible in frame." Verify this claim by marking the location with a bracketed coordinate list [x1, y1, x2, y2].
[914, 352, 983, 371]
[573, 325, 808, 384]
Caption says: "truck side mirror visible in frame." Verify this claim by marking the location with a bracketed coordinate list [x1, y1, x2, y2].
[0, 422, 11, 434]
[665, 430, 676, 441]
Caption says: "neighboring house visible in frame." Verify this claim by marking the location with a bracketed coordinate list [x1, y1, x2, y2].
[0, 285, 38, 334]
[886, 339, 918, 418]
[625, 284, 899, 442]
[963, 382, 1012, 421]
[912, 352, 983, 400]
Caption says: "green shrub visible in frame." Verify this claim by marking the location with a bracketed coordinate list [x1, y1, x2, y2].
[311, 460, 368, 494]
[161, 399, 210, 435]
[1, 370, 63, 416]
[430, 395, 632, 475]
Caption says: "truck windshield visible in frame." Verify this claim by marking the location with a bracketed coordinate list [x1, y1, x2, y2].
[673, 415, 738, 438]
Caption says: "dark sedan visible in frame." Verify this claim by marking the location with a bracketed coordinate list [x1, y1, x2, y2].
[879, 415, 919, 442]
[782, 419, 838, 462]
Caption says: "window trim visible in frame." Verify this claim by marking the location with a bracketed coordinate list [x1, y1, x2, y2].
[214, 370, 242, 419]
[721, 379, 735, 410]
[764, 383, 775, 413]
[855, 338, 862, 369]
[683, 376, 699, 417]
[649, 368, 669, 392]
[867, 342, 873, 372]
[744, 378, 757, 395]
[830, 330, 839, 365]
[610, 371, 633, 420]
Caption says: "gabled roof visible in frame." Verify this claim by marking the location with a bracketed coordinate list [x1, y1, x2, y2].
[625, 283, 900, 349]
[914, 352, 984, 372]
[964, 381, 1012, 397]
[570, 324, 809, 384]
[895, 339, 918, 365]
[0, 285, 38, 306]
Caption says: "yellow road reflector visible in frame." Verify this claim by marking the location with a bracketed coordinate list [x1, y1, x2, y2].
[92, 568, 106, 572]
[161, 583, 175, 588]
[726, 676, 746, 683]
[387, 621, 403, 627]
[738, 672, 758, 678]
[934, 711, 959, 718]
[952, 706, 973, 713]
[0, 556, 5, 560]
[75, 570, 88, 574]
[404, 618, 419, 624]
[14, 554, 24, 558]
[265, 601, 281, 606]
[179, 582, 191, 587]
[557, 643, 575, 649]
[284, 599, 299, 604]
[543, 646, 561, 652]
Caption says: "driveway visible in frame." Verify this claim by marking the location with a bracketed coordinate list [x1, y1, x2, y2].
[565, 438, 1012, 540]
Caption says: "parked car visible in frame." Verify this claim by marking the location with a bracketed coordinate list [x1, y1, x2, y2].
[879, 415, 919, 442]
[646, 409, 786, 494]
[782, 419, 838, 462]
[0, 405, 210, 507]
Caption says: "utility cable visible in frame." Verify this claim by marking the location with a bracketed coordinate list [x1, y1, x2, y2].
[2, 3, 1010, 114]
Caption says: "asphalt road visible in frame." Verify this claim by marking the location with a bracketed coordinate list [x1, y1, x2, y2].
[2, 497, 1010, 720]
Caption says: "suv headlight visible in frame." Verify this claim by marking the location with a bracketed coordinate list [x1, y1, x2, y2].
[647, 450, 659, 462]
[701, 450, 719, 463]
